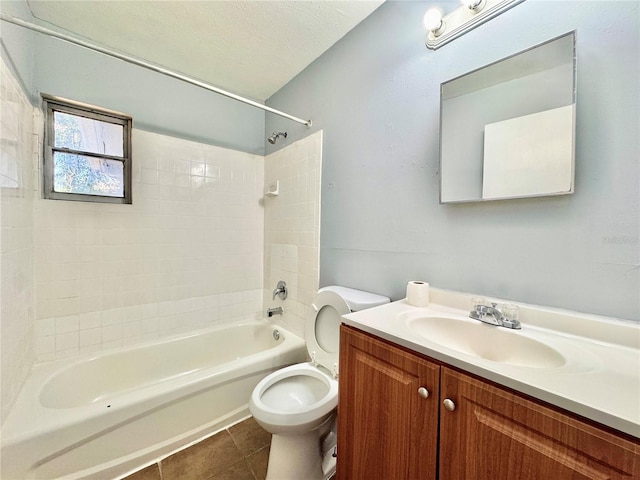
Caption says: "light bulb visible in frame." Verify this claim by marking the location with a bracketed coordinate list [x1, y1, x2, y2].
[460, 0, 486, 13]
[423, 8, 444, 35]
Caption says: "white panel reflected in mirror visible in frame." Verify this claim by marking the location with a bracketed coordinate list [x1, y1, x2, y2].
[482, 105, 575, 199]
[439, 32, 576, 204]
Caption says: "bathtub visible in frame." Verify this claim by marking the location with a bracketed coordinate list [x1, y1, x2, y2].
[1, 320, 306, 480]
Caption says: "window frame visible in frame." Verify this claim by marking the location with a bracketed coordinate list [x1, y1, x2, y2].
[42, 94, 133, 204]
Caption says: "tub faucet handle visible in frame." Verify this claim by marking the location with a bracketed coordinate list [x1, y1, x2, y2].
[273, 280, 288, 300]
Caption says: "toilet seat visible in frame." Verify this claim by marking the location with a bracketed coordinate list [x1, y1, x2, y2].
[250, 363, 338, 432]
[305, 289, 351, 378]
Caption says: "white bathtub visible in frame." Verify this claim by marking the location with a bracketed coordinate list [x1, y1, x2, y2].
[1, 321, 306, 480]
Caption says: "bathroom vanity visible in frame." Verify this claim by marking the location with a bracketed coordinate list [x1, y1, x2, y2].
[336, 291, 640, 479]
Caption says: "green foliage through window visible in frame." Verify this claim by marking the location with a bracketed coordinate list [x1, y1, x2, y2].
[53, 153, 124, 197]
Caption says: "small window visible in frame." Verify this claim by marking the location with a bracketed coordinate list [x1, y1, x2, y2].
[42, 94, 133, 204]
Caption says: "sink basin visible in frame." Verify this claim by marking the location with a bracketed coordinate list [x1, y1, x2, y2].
[406, 316, 566, 368]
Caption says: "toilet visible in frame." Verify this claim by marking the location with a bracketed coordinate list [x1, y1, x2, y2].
[249, 286, 390, 480]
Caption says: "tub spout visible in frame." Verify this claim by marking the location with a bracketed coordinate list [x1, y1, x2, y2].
[267, 307, 283, 317]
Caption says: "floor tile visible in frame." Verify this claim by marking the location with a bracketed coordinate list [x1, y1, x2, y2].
[161, 430, 244, 480]
[121, 463, 161, 480]
[246, 445, 270, 480]
[229, 417, 272, 456]
[209, 460, 255, 480]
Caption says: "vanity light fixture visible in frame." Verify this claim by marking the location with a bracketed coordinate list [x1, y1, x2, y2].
[424, 0, 525, 50]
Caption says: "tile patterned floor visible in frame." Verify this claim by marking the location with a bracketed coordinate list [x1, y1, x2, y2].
[122, 417, 271, 480]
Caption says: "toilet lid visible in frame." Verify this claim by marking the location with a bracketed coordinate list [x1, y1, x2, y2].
[305, 290, 351, 378]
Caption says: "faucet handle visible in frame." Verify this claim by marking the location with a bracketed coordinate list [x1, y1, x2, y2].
[273, 280, 288, 301]
[471, 297, 485, 311]
[502, 304, 519, 320]
[501, 304, 521, 329]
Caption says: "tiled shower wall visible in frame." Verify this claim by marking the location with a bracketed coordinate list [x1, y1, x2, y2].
[33, 129, 265, 361]
[0, 58, 36, 422]
[2, 58, 322, 424]
[263, 131, 322, 338]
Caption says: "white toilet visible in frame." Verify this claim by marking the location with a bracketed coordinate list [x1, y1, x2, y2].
[250, 286, 390, 480]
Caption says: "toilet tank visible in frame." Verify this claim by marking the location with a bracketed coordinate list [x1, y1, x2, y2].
[319, 286, 390, 312]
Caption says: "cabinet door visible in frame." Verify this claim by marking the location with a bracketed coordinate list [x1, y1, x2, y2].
[439, 367, 640, 479]
[337, 326, 440, 480]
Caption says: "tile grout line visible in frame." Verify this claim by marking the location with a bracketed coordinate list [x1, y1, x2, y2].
[226, 424, 260, 480]
[221, 426, 254, 480]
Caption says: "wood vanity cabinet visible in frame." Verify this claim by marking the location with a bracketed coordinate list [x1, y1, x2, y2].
[336, 324, 440, 479]
[337, 325, 640, 480]
[439, 367, 640, 479]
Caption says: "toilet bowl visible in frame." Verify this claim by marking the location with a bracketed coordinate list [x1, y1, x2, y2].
[250, 286, 390, 480]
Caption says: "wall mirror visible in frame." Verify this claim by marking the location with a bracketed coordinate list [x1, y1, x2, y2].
[439, 32, 576, 204]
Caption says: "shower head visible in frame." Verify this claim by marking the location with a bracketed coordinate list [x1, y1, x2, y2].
[268, 131, 287, 144]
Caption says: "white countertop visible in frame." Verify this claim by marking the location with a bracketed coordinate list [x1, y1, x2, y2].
[342, 291, 640, 439]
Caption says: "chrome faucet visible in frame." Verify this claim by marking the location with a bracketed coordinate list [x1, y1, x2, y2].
[469, 302, 521, 329]
[272, 280, 288, 301]
[267, 306, 283, 317]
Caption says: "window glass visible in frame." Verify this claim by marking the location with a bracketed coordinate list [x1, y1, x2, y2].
[54, 111, 124, 157]
[53, 153, 124, 197]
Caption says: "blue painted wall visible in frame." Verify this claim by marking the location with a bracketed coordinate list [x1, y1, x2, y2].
[32, 34, 266, 155]
[266, 0, 640, 321]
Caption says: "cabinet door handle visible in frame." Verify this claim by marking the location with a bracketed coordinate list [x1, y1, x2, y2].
[443, 398, 456, 412]
[417, 387, 430, 399]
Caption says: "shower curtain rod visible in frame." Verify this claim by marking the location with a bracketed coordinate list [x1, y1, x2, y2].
[0, 13, 312, 127]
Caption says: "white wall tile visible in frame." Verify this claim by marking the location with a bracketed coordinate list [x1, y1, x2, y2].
[30, 129, 265, 361]
[1, 58, 36, 422]
[55, 315, 79, 334]
[263, 131, 323, 338]
[35, 318, 55, 337]
[101, 324, 122, 343]
[79, 328, 101, 347]
[35, 336, 55, 357]
[79, 311, 101, 330]
[56, 331, 79, 352]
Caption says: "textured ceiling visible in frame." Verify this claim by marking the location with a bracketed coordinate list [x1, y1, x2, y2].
[27, 0, 385, 101]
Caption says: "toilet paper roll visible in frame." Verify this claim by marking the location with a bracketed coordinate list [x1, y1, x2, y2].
[406, 281, 429, 307]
